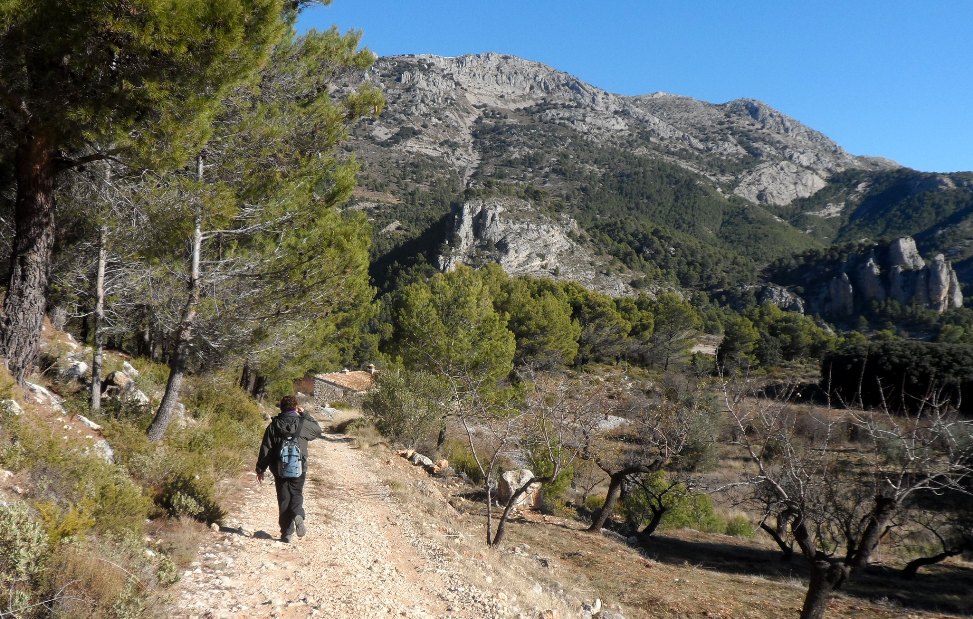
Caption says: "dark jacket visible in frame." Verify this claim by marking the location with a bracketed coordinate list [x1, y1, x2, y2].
[255, 411, 324, 476]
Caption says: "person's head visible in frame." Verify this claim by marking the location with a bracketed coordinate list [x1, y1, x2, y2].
[279, 395, 299, 413]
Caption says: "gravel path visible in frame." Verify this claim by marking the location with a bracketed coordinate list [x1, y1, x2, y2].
[172, 430, 553, 619]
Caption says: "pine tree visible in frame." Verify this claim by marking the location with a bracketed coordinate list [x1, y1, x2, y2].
[0, 0, 289, 382]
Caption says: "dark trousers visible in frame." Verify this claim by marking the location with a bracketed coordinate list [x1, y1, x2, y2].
[273, 473, 306, 536]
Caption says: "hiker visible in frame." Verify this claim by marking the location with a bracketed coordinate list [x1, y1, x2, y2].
[255, 395, 324, 542]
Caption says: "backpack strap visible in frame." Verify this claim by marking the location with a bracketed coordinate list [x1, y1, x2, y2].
[295, 415, 306, 457]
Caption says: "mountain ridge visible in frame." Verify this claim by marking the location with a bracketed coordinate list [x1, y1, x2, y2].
[346, 52, 973, 304]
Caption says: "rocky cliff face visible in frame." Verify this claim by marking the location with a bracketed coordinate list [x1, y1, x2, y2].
[438, 197, 638, 296]
[814, 237, 964, 316]
[355, 53, 895, 206]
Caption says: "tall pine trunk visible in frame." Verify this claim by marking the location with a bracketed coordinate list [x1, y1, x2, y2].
[146, 156, 204, 442]
[90, 222, 108, 411]
[0, 136, 56, 384]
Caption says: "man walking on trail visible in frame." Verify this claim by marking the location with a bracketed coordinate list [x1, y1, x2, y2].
[256, 395, 324, 543]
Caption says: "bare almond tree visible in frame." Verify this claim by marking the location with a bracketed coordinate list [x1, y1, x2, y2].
[721, 378, 973, 619]
[586, 375, 715, 533]
[485, 372, 606, 547]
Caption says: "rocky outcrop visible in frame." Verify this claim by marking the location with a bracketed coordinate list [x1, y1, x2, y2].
[758, 284, 806, 313]
[889, 237, 925, 271]
[827, 273, 855, 317]
[356, 53, 895, 207]
[497, 469, 539, 510]
[814, 237, 963, 317]
[439, 197, 639, 296]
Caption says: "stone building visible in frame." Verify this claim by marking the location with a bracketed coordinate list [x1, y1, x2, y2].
[295, 366, 377, 409]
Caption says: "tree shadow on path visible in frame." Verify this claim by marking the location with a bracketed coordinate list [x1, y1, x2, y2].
[640, 532, 973, 616]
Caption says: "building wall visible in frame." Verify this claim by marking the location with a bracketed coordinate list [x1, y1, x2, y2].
[310, 381, 367, 409]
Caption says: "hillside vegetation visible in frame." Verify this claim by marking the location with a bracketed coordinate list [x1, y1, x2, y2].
[0, 5, 971, 619]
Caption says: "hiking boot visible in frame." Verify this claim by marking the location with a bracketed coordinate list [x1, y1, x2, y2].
[281, 534, 292, 543]
[294, 515, 306, 538]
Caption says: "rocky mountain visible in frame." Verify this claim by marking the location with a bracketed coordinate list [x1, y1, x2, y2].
[344, 52, 973, 304]
[355, 53, 891, 205]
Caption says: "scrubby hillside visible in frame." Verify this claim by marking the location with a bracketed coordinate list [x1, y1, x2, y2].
[0, 323, 270, 617]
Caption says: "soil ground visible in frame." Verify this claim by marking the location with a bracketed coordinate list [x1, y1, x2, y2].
[170, 420, 572, 619]
[171, 414, 973, 619]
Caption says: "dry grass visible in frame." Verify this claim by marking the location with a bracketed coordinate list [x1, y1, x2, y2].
[336, 409, 973, 619]
[150, 517, 210, 569]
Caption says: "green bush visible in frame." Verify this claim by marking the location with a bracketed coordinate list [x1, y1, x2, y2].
[527, 443, 574, 509]
[106, 374, 263, 522]
[441, 440, 484, 484]
[363, 366, 446, 448]
[660, 492, 722, 532]
[158, 474, 225, 524]
[1, 413, 150, 540]
[722, 513, 755, 538]
[0, 503, 49, 617]
[623, 471, 725, 534]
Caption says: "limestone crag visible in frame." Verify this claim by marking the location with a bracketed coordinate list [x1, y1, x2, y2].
[816, 237, 963, 316]
[439, 197, 638, 296]
[757, 284, 806, 314]
[354, 53, 895, 205]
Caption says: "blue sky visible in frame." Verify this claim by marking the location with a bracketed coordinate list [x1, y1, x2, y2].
[299, 1, 973, 173]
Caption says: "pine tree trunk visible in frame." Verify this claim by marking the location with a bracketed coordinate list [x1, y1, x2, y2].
[588, 472, 626, 532]
[0, 136, 56, 384]
[252, 374, 267, 400]
[146, 155, 204, 441]
[90, 223, 108, 411]
[240, 361, 253, 391]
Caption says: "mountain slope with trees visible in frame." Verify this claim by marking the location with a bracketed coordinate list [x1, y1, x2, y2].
[344, 53, 973, 302]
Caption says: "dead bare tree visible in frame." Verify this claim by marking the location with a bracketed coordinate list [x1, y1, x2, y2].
[721, 377, 973, 619]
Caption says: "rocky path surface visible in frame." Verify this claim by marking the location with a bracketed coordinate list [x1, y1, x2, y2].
[172, 429, 541, 619]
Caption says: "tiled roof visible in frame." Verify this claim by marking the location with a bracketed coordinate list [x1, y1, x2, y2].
[313, 370, 375, 392]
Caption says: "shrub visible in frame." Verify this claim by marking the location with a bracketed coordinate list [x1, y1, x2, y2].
[662, 492, 723, 533]
[0, 503, 49, 617]
[441, 440, 484, 484]
[527, 446, 574, 509]
[2, 412, 150, 540]
[363, 366, 446, 448]
[722, 513, 756, 538]
[157, 474, 225, 524]
[47, 536, 168, 619]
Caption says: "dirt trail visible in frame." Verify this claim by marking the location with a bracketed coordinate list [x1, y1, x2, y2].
[171, 427, 529, 619]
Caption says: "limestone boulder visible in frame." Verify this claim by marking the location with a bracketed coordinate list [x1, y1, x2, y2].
[497, 469, 538, 509]
[102, 370, 132, 393]
[122, 361, 141, 378]
[60, 359, 90, 383]
[408, 452, 435, 469]
[757, 284, 805, 313]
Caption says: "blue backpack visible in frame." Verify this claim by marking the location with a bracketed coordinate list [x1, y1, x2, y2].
[277, 416, 306, 478]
